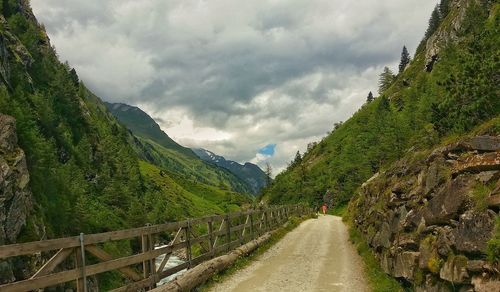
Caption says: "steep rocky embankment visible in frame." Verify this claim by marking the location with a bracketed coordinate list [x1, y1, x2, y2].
[0, 114, 38, 283]
[351, 135, 500, 291]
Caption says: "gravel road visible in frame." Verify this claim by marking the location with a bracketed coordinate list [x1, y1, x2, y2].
[208, 215, 369, 292]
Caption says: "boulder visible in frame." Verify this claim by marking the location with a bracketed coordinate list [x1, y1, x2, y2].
[419, 235, 437, 270]
[371, 222, 391, 250]
[415, 274, 451, 292]
[461, 136, 500, 152]
[471, 276, 500, 292]
[380, 251, 393, 274]
[425, 158, 447, 195]
[397, 233, 418, 250]
[476, 171, 498, 184]
[453, 152, 500, 175]
[487, 194, 500, 208]
[422, 175, 472, 225]
[466, 260, 487, 273]
[453, 210, 495, 254]
[393, 251, 419, 280]
[440, 255, 469, 284]
[436, 226, 455, 257]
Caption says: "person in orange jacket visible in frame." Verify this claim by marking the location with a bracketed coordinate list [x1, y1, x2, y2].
[321, 203, 327, 215]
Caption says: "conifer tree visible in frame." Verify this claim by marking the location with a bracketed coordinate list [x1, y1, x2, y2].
[439, 0, 450, 18]
[264, 162, 273, 186]
[398, 46, 410, 74]
[366, 91, 374, 103]
[293, 151, 302, 166]
[425, 5, 441, 39]
[378, 67, 395, 94]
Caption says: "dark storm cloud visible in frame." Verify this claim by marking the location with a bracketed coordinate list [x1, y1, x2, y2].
[31, 0, 438, 172]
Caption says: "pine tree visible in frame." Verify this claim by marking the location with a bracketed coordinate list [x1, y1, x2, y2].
[366, 91, 374, 103]
[425, 5, 441, 39]
[293, 151, 302, 165]
[264, 162, 272, 186]
[398, 46, 410, 74]
[378, 67, 395, 94]
[439, 0, 450, 18]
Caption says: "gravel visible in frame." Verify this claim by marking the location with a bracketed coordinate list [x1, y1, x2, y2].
[208, 215, 369, 292]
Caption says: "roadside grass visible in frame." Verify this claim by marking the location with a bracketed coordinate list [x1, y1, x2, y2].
[197, 214, 314, 291]
[348, 227, 403, 292]
[329, 204, 348, 217]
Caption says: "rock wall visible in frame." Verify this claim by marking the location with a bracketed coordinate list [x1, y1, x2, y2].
[423, 0, 491, 72]
[0, 114, 34, 283]
[351, 136, 499, 291]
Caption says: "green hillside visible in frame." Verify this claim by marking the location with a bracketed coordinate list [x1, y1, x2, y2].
[262, 0, 499, 207]
[0, 0, 250, 245]
[105, 102, 255, 195]
[139, 160, 249, 223]
[105, 102, 196, 158]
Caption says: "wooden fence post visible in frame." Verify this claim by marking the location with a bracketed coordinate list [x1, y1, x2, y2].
[186, 220, 192, 268]
[75, 233, 87, 292]
[208, 219, 214, 258]
[225, 214, 231, 252]
[148, 231, 156, 289]
[250, 212, 254, 240]
[264, 210, 269, 232]
[141, 227, 150, 280]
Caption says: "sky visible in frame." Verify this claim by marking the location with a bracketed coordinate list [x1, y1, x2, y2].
[30, 0, 438, 174]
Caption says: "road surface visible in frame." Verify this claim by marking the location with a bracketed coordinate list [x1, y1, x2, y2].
[208, 215, 369, 292]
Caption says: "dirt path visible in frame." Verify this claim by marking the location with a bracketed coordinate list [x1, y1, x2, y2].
[208, 215, 369, 292]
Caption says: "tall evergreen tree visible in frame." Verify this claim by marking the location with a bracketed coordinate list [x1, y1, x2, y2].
[264, 162, 273, 186]
[439, 0, 450, 18]
[425, 5, 442, 39]
[398, 46, 410, 74]
[293, 151, 302, 165]
[366, 91, 374, 103]
[378, 67, 395, 94]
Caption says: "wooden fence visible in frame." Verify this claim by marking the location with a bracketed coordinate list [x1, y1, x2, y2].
[0, 205, 311, 291]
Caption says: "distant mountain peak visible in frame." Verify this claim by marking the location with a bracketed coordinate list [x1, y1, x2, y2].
[193, 148, 268, 195]
[104, 102, 196, 158]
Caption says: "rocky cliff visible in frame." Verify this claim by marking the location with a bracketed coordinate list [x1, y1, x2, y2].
[0, 114, 36, 283]
[350, 135, 500, 291]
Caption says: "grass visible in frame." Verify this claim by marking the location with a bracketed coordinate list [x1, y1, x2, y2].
[471, 182, 491, 211]
[487, 215, 500, 262]
[198, 214, 314, 291]
[329, 204, 348, 217]
[347, 227, 403, 292]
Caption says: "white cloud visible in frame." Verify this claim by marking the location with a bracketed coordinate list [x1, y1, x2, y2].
[31, 0, 438, 173]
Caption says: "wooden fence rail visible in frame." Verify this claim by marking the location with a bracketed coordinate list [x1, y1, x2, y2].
[0, 204, 312, 292]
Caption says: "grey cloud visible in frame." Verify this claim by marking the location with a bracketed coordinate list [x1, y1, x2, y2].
[31, 0, 438, 172]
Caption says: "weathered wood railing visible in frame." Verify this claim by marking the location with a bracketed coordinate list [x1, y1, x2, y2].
[0, 204, 311, 291]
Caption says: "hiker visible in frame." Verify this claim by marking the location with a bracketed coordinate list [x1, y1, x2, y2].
[321, 203, 327, 215]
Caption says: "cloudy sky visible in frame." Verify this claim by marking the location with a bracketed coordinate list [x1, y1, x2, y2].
[31, 0, 437, 174]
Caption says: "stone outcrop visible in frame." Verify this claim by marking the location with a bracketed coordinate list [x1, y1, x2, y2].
[351, 135, 499, 290]
[0, 114, 33, 283]
[424, 0, 477, 71]
[0, 15, 35, 90]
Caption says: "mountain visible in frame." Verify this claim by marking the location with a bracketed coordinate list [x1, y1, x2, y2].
[104, 102, 255, 195]
[0, 1, 250, 287]
[263, 0, 499, 289]
[193, 148, 268, 194]
[104, 102, 195, 158]
[263, 0, 498, 207]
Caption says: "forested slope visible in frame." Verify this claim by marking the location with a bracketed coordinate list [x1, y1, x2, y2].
[106, 102, 255, 195]
[262, 0, 499, 207]
[0, 0, 250, 243]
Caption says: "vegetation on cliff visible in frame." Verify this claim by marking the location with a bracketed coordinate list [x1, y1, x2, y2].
[262, 0, 499, 208]
[0, 1, 250, 242]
